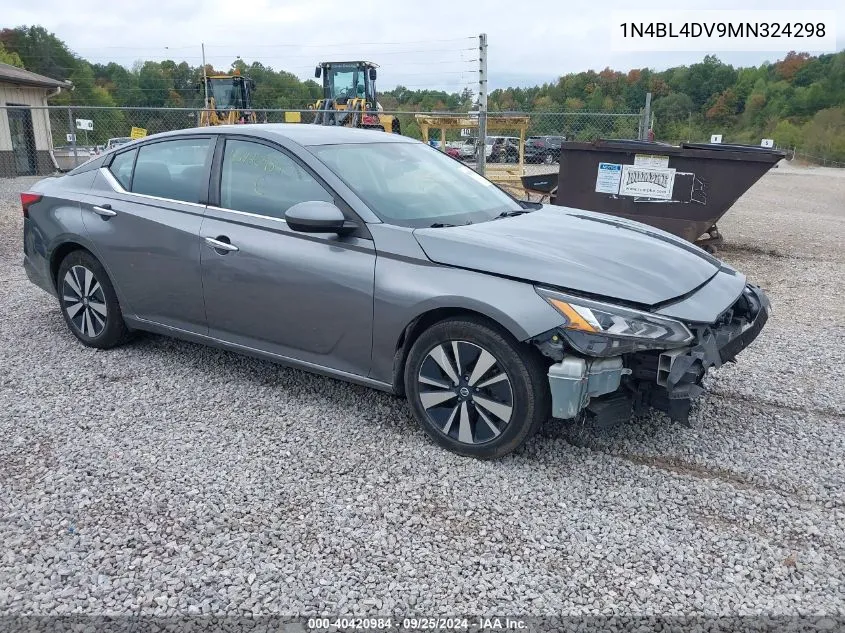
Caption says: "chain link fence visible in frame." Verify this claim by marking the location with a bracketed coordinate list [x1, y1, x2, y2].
[787, 148, 845, 168]
[0, 105, 643, 178]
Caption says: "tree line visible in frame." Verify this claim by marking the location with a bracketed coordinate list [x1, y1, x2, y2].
[1, 26, 844, 160]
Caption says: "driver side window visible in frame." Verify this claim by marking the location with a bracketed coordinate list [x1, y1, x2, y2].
[219, 140, 332, 219]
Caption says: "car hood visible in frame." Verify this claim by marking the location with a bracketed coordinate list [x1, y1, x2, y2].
[413, 206, 722, 306]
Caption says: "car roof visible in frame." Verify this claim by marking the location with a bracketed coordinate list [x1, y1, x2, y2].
[147, 123, 416, 146]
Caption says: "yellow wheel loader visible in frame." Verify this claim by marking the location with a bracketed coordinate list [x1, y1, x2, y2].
[199, 73, 257, 126]
[312, 61, 400, 134]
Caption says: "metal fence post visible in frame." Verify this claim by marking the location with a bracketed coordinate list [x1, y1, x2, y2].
[476, 33, 488, 176]
[640, 93, 652, 140]
[66, 106, 77, 164]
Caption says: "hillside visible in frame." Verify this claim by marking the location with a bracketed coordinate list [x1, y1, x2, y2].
[2, 26, 844, 162]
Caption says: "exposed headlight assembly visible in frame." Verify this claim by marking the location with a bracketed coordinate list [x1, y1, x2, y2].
[537, 287, 694, 357]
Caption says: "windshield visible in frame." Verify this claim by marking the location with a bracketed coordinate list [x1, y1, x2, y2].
[209, 79, 241, 109]
[328, 67, 361, 101]
[311, 142, 523, 227]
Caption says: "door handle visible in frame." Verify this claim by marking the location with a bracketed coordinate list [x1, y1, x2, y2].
[204, 236, 239, 252]
[92, 204, 116, 217]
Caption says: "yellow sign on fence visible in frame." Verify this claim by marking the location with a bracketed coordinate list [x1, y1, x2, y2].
[130, 127, 148, 139]
[284, 111, 302, 123]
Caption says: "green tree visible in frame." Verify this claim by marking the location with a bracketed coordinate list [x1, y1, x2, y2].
[771, 119, 802, 148]
[0, 25, 77, 80]
[0, 42, 23, 67]
[653, 93, 694, 124]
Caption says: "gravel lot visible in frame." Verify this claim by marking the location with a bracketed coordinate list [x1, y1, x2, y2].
[0, 162, 843, 617]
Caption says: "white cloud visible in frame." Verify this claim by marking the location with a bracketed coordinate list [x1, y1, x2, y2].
[5, 0, 844, 91]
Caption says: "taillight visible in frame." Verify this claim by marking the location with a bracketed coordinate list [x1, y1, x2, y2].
[21, 192, 42, 218]
[536, 141, 545, 147]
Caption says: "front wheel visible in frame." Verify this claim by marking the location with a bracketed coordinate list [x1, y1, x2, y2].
[404, 317, 550, 458]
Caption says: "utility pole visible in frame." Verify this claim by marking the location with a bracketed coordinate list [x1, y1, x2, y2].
[202, 43, 209, 109]
[476, 33, 488, 176]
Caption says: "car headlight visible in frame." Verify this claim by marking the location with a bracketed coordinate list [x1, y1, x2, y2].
[536, 287, 694, 357]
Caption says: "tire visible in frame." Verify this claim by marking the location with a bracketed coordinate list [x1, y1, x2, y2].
[56, 250, 130, 349]
[404, 317, 550, 458]
[543, 153, 554, 165]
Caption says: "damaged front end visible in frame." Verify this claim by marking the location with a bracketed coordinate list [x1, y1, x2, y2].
[532, 284, 770, 427]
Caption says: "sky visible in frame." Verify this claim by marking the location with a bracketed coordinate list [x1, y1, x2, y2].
[5, 0, 844, 93]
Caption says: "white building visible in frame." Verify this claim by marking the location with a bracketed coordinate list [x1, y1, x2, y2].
[0, 62, 70, 177]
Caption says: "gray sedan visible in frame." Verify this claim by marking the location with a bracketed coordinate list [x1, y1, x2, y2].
[21, 125, 769, 458]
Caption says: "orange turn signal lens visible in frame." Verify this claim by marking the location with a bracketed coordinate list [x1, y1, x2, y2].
[549, 298, 599, 333]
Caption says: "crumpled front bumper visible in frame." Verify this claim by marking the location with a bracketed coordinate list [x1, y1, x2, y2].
[664, 283, 770, 382]
[716, 284, 770, 363]
[544, 284, 770, 426]
[631, 282, 770, 423]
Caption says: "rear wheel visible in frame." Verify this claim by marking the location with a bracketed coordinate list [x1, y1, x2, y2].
[404, 317, 549, 458]
[543, 152, 554, 165]
[57, 250, 130, 349]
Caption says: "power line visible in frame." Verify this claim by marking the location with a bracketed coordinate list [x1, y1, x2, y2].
[71, 37, 476, 51]
[70, 48, 476, 62]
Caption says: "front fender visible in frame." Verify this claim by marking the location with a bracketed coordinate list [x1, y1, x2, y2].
[370, 254, 563, 386]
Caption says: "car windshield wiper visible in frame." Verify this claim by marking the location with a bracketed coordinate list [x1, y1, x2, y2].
[495, 209, 532, 219]
[428, 219, 475, 228]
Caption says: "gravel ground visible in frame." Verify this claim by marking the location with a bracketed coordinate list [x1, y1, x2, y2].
[0, 163, 843, 617]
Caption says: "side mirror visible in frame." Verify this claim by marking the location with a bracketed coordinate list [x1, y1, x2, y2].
[285, 201, 353, 234]
[369, 68, 377, 81]
[314, 66, 322, 78]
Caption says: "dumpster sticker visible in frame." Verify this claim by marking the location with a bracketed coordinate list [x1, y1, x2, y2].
[634, 154, 669, 169]
[595, 162, 622, 194]
[619, 165, 676, 200]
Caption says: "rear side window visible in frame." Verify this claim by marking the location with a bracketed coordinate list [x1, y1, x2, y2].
[108, 149, 136, 190]
[131, 138, 211, 203]
[219, 139, 332, 219]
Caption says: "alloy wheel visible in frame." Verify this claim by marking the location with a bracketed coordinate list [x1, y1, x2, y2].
[417, 340, 513, 445]
[62, 265, 108, 338]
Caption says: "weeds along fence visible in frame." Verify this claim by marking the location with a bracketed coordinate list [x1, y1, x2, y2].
[0, 104, 642, 177]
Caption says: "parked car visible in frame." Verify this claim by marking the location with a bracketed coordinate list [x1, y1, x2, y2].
[458, 138, 477, 159]
[481, 136, 495, 160]
[490, 136, 520, 163]
[445, 146, 461, 159]
[525, 135, 565, 164]
[22, 125, 769, 458]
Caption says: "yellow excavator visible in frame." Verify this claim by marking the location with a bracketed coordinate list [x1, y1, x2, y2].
[199, 72, 257, 126]
[312, 61, 400, 134]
